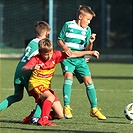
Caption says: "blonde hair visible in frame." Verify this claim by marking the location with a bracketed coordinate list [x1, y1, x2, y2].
[38, 38, 53, 53]
[76, 5, 96, 19]
[34, 21, 50, 37]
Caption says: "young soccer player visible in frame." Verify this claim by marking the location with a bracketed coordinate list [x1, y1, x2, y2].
[58, 5, 106, 120]
[0, 21, 50, 120]
[21, 38, 100, 126]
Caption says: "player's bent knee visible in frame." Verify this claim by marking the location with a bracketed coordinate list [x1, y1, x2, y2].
[83, 76, 93, 85]
[58, 114, 64, 119]
[15, 94, 23, 101]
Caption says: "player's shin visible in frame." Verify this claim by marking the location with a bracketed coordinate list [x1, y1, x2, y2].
[63, 78, 73, 106]
[86, 83, 97, 108]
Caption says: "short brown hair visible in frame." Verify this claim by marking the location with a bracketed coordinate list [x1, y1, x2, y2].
[38, 38, 53, 53]
[76, 5, 96, 19]
[34, 21, 50, 37]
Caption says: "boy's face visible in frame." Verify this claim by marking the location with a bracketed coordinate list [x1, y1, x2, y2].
[46, 30, 50, 37]
[41, 50, 53, 61]
[79, 13, 93, 28]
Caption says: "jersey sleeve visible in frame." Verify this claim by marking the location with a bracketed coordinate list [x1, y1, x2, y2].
[58, 22, 68, 40]
[54, 51, 68, 63]
[24, 56, 38, 67]
[20, 40, 39, 63]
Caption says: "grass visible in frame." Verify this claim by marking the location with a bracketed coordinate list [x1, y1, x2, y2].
[0, 47, 24, 54]
[0, 58, 133, 133]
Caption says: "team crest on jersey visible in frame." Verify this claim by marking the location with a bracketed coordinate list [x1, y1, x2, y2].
[81, 31, 86, 35]
[52, 60, 55, 64]
[65, 66, 68, 70]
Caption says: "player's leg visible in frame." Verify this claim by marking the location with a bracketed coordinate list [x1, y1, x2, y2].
[83, 76, 106, 120]
[60, 59, 75, 119]
[0, 84, 24, 110]
[63, 72, 73, 106]
[37, 90, 57, 126]
[75, 61, 98, 108]
[29, 87, 57, 126]
[22, 79, 41, 124]
[23, 93, 64, 124]
[31, 101, 64, 122]
[32, 103, 41, 118]
[22, 103, 41, 124]
[23, 101, 63, 124]
[63, 73, 73, 119]
[76, 61, 106, 120]
[22, 78, 42, 124]
[22, 90, 64, 124]
[83, 76, 97, 108]
[49, 90, 64, 119]
[50, 101, 64, 119]
[30, 103, 42, 124]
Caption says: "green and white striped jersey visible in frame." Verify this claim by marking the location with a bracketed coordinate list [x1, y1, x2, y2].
[15, 38, 40, 79]
[58, 20, 92, 51]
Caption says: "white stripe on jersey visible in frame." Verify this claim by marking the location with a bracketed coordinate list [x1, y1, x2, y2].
[65, 42, 85, 50]
[68, 21, 88, 31]
[66, 32, 86, 40]
[32, 38, 41, 43]
[28, 49, 38, 60]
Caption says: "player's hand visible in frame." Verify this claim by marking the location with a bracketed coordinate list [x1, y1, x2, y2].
[89, 33, 96, 44]
[84, 56, 90, 62]
[92, 50, 99, 59]
[33, 63, 44, 70]
[64, 47, 72, 56]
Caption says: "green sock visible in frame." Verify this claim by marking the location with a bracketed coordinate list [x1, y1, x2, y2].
[86, 83, 97, 108]
[33, 103, 41, 118]
[0, 95, 23, 111]
[0, 99, 8, 110]
[63, 78, 73, 106]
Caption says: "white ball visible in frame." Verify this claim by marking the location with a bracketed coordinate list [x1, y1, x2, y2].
[124, 103, 133, 120]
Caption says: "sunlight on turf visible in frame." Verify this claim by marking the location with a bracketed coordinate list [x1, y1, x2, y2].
[0, 59, 133, 133]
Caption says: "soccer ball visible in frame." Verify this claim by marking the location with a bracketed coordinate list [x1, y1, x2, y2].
[124, 103, 133, 120]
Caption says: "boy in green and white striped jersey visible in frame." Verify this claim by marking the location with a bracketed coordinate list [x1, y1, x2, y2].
[58, 5, 106, 120]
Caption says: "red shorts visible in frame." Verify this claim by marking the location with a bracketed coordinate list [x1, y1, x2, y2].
[30, 88, 59, 103]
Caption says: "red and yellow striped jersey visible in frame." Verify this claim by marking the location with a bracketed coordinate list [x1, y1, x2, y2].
[24, 50, 67, 91]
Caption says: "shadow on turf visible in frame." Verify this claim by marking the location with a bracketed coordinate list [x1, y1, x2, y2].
[0, 126, 116, 133]
[101, 116, 128, 125]
[0, 120, 116, 133]
[56, 74, 133, 80]
[91, 76, 132, 80]
[106, 116, 124, 119]
[0, 119, 21, 124]
[101, 121, 128, 125]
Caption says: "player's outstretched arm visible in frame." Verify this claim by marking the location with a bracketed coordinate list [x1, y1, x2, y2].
[69, 50, 99, 59]
[21, 64, 43, 73]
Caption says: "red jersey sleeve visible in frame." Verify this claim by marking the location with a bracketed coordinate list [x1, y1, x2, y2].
[53, 50, 68, 64]
[24, 56, 38, 67]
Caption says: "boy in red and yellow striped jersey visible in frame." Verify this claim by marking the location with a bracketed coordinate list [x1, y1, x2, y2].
[0, 21, 50, 122]
[21, 38, 100, 126]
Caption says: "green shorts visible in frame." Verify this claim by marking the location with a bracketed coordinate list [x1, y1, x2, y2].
[14, 71, 31, 95]
[60, 57, 91, 83]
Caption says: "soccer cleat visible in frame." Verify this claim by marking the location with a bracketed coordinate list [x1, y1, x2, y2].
[22, 110, 35, 124]
[90, 108, 106, 120]
[38, 117, 57, 126]
[31, 117, 39, 124]
[63, 105, 73, 119]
